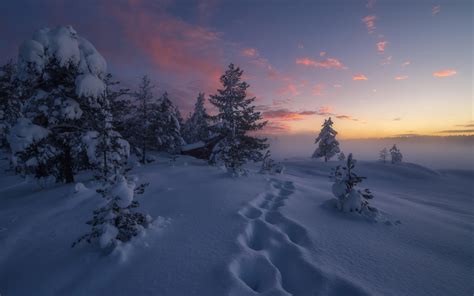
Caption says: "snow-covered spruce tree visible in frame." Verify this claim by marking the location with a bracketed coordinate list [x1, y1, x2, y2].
[0, 61, 22, 150]
[390, 144, 403, 164]
[312, 117, 340, 162]
[209, 63, 268, 174]
[379, 147, 388, 163]
[153, 92, 184, 154]
[182, 92, 211, 144]
[338, 152, 346, 161]
[128, 75, 157, 163]
[9, 26, 114, 183]
[73, 96, 149, 250]
[72, 173, 151, 250]
[330, 153, 376, 214]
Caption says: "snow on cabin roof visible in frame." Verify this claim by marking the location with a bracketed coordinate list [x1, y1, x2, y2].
[181, 141, 206, 151]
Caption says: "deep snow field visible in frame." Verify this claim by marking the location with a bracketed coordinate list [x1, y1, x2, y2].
[0, 155, 472, 296]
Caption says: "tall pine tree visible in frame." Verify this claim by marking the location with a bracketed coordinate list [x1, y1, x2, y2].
[129, 75, 157, 163]
[312, 117, 340, 162]
[209, 63, 268, 174]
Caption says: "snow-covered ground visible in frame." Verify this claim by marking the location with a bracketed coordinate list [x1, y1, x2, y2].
[0, 155, 472, 296]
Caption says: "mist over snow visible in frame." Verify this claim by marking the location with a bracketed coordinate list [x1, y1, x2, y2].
[267, 134, 474, 170]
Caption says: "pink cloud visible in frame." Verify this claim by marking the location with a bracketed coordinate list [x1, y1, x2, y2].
[401, 60, 411, 67]
[432, 5, 441, 15]
[353, 74, 368, 81]
[362, 15, 376, 33]
[433, 69, 457, 77]
[376, 40, 388, 53]
[312, 83, 325, 96]
[394, 75, 408, 80]
[241, 47, 258, 57]
[277, 83, 300, 97]
[333, 84, 342, 88]
[296, 57, 346, 69]
[320, 51, 326, 57]
[108, 0, 223, 91]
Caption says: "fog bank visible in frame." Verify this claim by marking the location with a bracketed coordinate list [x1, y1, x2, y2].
[266, 134, 474, 170]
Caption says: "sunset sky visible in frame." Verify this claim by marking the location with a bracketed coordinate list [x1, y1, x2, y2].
[0, 0, 472, 138]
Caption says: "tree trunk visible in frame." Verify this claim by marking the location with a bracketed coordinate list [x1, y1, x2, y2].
[61, 145, 75, 183]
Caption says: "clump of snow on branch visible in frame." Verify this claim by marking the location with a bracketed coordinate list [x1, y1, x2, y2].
[18, 26, 106, 98]
[7, 118, 49, 166]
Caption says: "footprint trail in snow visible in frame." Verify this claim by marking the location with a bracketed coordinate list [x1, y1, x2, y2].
[229, 178, 370, 296]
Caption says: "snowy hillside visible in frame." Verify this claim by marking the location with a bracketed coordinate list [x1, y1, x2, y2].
[0, 155, 472, 296]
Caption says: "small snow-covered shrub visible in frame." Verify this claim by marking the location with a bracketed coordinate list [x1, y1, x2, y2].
[379, 148, 388, 163]
[330, 153, 376, 215]
[260, 150, 285, 174]
[390, 144, 403, 164]
[72, 174, 150, 249]
[337, 152, 346, 161]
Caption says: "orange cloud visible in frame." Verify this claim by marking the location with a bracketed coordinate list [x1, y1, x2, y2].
[376, 40, 388, 53]
[295, 57, 346, 69]
[336, 115, 359, 121]
[433, 69, 457, 77]
[394, 75, 408, 80]
[362, 15, 376, 33]
[353, 74, 368, 81]
[241, 48, 258, 57]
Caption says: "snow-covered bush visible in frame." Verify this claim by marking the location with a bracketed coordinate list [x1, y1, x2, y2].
[390, 144, 402, 164]
[379, 148, 388, 163]
[330, 153, 376, 215]
[72, 174, 150, 250]
[209, 63, 268, 175]
[260, 150, 284, 174]
[312, 117, 340, 162]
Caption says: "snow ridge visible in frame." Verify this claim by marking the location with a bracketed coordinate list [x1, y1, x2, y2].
[229, 178, 370, 296]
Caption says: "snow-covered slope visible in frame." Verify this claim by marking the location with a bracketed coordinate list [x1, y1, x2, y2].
[0, 156, 472, 296]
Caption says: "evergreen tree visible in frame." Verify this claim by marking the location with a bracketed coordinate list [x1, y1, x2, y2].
[338, 152, 346, 161]
[209, 63, 268, 174]
[312, 117, 340, 162]
[130, 75, 156, 163]
[9, 26, 119, 183]
[330, 153, 375, 213]
[0, 61, 22, 150]
[182, 92, 211, 144]
[390, 144, 403, 164]
[379, 148, 388, 163]
[153, 92, 184, 154]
